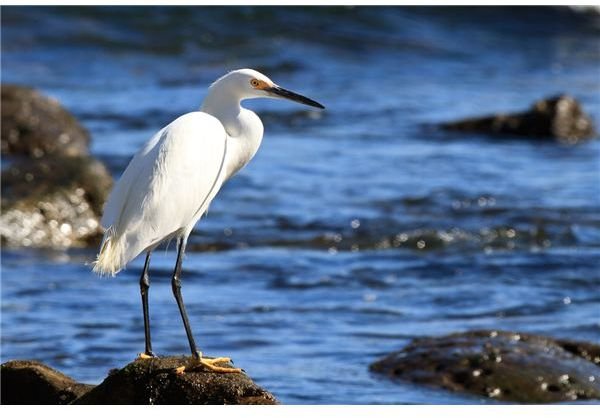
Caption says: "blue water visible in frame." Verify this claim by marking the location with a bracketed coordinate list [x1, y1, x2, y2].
[1, 6, 600, 404]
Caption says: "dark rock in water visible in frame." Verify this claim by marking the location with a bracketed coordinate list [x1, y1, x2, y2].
[1, 360, 94, 405]
[370, 330, 600, 403]
[1, 357, 277, 405]
[1, 155, 112, 248]
[1, 84, 90, 158]
[440, 95, 596, 143]
[74, 356, 278, 405]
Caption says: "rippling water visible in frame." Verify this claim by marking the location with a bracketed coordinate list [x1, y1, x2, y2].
[2, 6, 600, 404]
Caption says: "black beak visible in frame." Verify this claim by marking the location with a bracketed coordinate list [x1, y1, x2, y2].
[265, 85, 325, 109]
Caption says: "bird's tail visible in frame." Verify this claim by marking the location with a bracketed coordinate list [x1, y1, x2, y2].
[92, 227, 126, 277]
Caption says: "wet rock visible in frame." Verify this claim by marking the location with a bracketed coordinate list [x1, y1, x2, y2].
[2, 357, 277, 405]
[74, 356, 278, 405]
[370, 330, 600, 403]
[1, 84, 90, 158]
[1, 360, 94, 405]
[440, 95, 596, 143]
[1, 155, 112, 248]
[1, 84, 114, 249]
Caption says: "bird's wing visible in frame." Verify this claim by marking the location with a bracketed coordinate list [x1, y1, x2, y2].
[100, 111, 227, 260]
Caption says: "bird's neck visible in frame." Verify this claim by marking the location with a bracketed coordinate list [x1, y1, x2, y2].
[200, 89, 264, 179]
[201, 88, 244, 137]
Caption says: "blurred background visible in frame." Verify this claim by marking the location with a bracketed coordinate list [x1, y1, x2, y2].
[1, 6, 599, 404]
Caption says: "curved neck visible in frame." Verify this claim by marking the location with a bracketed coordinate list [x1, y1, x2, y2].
[201, 87, 244, 137]
[199, 86, 264, 179]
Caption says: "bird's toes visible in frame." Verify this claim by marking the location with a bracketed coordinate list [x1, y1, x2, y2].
[137, 352, 158, 360]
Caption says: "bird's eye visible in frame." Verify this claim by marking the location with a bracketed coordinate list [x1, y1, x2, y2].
[250, 79, 260, 88]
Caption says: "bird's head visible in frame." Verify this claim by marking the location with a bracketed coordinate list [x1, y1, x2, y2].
[210, 68, 325, 109]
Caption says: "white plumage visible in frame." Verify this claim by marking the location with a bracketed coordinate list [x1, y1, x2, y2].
[94, 112, 227, 275]
[93, 68, 324, 276]
[91, 68, 324, 370]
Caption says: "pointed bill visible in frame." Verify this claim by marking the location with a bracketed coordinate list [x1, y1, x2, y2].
[265, 86, 325, 109]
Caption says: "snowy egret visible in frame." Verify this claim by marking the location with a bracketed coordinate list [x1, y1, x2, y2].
[93, 69, 324, 373]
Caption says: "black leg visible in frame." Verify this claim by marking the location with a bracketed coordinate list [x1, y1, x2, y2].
[139, 251, 155, 357]
[171, 237, 200, 359]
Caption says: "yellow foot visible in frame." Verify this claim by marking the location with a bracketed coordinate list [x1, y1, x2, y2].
[174, 354, 242, 374]
[199, 357, 242, 373]
[138, 352, 155, 360]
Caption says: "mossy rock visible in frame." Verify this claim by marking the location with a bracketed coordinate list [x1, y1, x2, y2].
[1, 155, 112, 248]
[1, 360, 94, 405]
[370, 330, 600, 403]
[2, 356, 278, 405]
[1, 84, 90, 158]
[74, 355, 278, 405]
[440, 95, 596, 143]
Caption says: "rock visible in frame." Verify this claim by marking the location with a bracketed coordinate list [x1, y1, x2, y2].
[1, 360, 94, 405]
[370, 330, 600, 403]
[74, 356, 278, 405]
[1, 155, 112, 248]
[0, 84, 114, 249]
[439, 95, 596, 143]
[1, 357, 277, 405]
[1, 84, 90, 158]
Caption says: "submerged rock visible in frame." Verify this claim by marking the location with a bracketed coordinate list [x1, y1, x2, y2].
[1, 360, 94, 405]
[439, 95, 596, 143]
[75, 355, 278, 405]
[1, 84, 90, 158]
[0, 357, 278, 405]
[370, 330, 600, 403]
[1, 155, 112, 248]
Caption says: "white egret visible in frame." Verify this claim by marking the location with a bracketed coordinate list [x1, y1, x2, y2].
[93, 69, 324, 373]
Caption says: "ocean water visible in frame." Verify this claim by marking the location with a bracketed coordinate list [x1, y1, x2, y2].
[1, 6, 599, 404]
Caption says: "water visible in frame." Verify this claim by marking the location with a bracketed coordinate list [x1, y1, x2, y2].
[1, 6, 600, 404]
